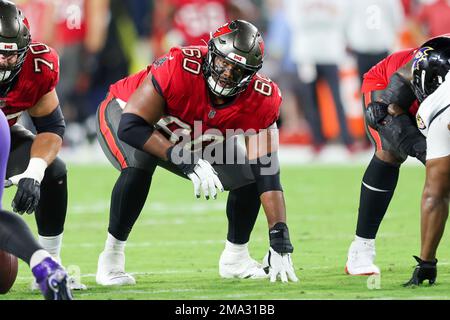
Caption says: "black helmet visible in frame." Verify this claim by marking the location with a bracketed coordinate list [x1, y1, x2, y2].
[411, 35, 450, 103]
[0, 0, 31, 83]
[203, 20, 264, 97]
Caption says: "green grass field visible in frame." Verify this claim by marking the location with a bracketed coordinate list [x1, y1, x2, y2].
[2, 163, 450, 300]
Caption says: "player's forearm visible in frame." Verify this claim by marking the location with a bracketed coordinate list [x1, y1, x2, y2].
[260, 191, 286, 228]
[30, 132, 62, 164]
[379, 73, 416, 110]
[142, 130, 173, 160]
[118, 112, 172, 160]
[420, 158, 450, 261]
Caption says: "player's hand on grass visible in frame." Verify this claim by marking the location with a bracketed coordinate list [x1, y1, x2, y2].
[5, 158, 46, 215]
[404, 255, 437, 287]
[263, 247, 298, 283]
[167, 145, 224, 200]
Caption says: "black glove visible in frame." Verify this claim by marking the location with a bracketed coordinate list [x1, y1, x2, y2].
[12, 178, 41, 215]
[365, 101, 389, 129]
[403, 255, 437, 287]
[378, 114, 427, 164]
[269, 222, 294, 254]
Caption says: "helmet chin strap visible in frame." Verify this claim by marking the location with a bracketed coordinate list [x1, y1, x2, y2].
[0, 70, 11, 82]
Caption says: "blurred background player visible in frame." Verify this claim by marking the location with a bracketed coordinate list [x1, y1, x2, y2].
[95, 20, 298, 285]
[0, 0, 84, 289]
[345, 0, 405, 83]
[404, 38, 450, 286]
[345, 36, 450, 275]
[284, 0, 356, 153]
[151, 0, 258, 57]
[0, 108, 73, 300]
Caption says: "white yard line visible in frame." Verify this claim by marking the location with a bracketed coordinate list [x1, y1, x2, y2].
[61, 239, 241, 248]
[69, 201, 227, 215]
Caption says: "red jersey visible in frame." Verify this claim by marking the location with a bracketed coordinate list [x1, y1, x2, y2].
[110, 46, 282, 144]
[362, 48, 419, 114]
[0, 42, 60, 127]
[362, 48, 416, 93]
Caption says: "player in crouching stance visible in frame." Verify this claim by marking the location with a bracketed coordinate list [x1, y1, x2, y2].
[404, 38, 450, 286]
[0, 105, 72, 300]
[95, 20, 298, 285]
[0, 0, 84, 290]
[346, 35, 448, 276]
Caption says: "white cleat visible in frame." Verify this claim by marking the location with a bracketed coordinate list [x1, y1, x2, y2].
[345, 238, 380, 275]
[96, 251, 136, 286]
[219, 250, 268, 279]
[67, 276, 88, 290]
[31, 275, 87, 291]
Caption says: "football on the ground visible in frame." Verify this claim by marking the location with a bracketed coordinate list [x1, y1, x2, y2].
[0, 250, 18, 294]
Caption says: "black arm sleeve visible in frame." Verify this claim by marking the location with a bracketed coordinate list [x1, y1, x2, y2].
[250, 152, 283, 196]
[30, 105, 65, 139]
[117, 113, 155, 151]
[379, 73, 417, 111]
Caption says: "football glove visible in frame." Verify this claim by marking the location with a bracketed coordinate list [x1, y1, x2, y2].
[167, 145, 224, 200]
[403, 255, 437, 287]
[5, 158, 47, 215]
[262, 222, 298, 283]
[263, 247, 298, 283]
[365, 101, 389, 129]
[377, 114, 427, 164]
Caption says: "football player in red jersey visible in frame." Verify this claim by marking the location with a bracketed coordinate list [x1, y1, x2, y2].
[0, 108, 73, 300]
[345, 36, 450, 276]
[96, 20, 298, 285]
[0, 0, 85, 290]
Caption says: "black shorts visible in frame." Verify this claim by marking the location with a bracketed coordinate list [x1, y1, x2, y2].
[95, 93, 256, 191]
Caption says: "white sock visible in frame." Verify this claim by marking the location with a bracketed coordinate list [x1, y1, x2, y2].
[39, 234, 63, 263]
[355, 235, 375, 246]
[105, 233, 126, 252]
[224, 240, 249, 254]
[30, 249, 52, 270]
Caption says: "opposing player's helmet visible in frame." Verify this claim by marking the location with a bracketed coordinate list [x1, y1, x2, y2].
[411, 35, 450, 103]
[203, 20, 264, 97]
[0, 0, 31, 83]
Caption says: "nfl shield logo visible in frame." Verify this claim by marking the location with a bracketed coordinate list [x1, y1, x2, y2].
[208, 109, 216, 119]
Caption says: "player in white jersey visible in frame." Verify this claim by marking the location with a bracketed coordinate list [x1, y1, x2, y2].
[404, 36, 450, 286]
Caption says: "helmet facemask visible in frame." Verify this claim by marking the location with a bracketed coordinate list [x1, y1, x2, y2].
[205, 46, 257, 97]
[0, 2, 31, 84]
[0, 45, 29, 83]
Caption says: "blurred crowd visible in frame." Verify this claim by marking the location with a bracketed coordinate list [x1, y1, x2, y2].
[12, 0, 450, 151]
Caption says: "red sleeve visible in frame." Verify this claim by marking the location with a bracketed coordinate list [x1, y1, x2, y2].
[45, 46, 60, 93]
[149, 47, 183, 100]
[29, 43, 60, 96]
[256, 80, 283, 130]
